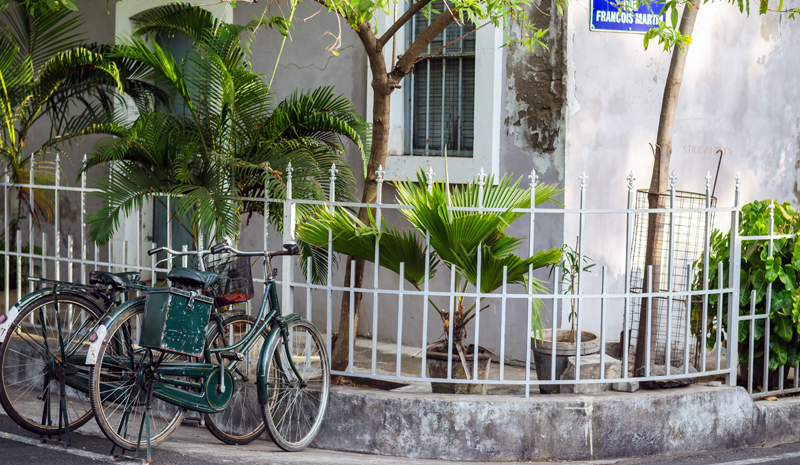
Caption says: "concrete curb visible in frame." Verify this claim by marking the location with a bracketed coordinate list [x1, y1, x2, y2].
[313, 384, 800, 462]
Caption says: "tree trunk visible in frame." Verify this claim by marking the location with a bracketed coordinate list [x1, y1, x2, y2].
[634, 4, 699, 371]
[330, 46, 394, 374]
[329, 14, 455, 377]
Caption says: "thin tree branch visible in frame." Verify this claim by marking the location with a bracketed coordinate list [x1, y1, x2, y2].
[391, 11, 455, 79]
[414, 20, 488, 64]
[376, 0, 435, 49]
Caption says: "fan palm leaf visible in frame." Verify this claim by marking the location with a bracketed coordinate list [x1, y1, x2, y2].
[297, 206, 438, 287]
[298, 167, 562, 344]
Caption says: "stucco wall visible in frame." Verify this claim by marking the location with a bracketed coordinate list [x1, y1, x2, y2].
[564, 1, 800, 338]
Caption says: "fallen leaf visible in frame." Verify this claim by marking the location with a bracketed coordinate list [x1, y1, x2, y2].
[765, 396, 779, 401]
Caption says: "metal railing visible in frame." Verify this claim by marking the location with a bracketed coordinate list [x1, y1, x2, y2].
[0, 156, 794, 397]
[282, 166, 742, 396]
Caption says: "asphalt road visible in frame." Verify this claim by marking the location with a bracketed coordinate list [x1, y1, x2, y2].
[1, 412, 800, 465]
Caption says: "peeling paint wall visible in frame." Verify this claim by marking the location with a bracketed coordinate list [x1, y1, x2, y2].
[503, 0, 568, 180]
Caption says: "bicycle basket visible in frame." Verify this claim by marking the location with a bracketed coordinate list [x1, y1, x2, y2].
[207, 255, 255, 307]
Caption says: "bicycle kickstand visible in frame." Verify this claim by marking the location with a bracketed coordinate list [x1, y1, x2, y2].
[53, 287, 71, 448]
[134, 382, 154, 464]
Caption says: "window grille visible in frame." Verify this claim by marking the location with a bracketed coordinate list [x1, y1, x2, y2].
[405, 3, 475, 157]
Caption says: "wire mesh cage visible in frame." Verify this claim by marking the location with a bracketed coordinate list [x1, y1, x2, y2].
[628, 189, 716, 369]
[206, 255, 255, 307]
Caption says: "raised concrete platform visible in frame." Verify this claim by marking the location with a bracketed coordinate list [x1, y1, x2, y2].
[314, 384, 800, 462]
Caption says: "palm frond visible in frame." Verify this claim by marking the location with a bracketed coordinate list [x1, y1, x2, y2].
[296, 206, 437, 288]
[87, 161, 173, 244]
[3, 3, 83, 70]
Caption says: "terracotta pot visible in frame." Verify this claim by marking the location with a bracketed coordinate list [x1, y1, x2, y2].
[531, 329, 601, 394]
[425, 344, 493, 395]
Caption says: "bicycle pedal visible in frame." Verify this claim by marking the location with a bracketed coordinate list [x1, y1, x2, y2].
[180, 418, 201, 427]
[219, 351, 245, 361]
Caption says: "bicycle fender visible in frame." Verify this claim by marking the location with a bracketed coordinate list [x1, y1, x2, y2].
[85, 296, 145, 365]
[0, 287, 105, 344]
[0, 305, 20, 344]
[256, 325, 283, 406]
[256, 313, 304, 405]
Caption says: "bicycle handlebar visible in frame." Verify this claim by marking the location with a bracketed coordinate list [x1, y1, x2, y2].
[208, 242, 300, 258]
[147, 246, 211, 257]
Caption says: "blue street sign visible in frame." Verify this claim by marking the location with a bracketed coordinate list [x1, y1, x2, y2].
[590, 0, 666, 34]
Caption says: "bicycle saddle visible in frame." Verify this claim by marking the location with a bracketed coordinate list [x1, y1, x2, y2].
[167, 267, 219, 289]
[89, 271, 141, 289]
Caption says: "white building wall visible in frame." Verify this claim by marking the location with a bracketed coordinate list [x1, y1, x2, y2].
[564, 1, 800, 338]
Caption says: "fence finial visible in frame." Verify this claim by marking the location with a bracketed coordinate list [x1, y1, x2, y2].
[528, 168, 538, 187]
[768, 201, 775, 218]
[735, 172, 741, 190]
[626, 171, 635, 190]
[426, 166, 435, 186]
[286, 161, 294, 176]
[669, 170, 677, 190]
[579, 170, 588, 189]
[329, 163, 338, 180]
[705, 171, 712, 191]
[477, 167, 487, 187]
[375, 165, 385, 183]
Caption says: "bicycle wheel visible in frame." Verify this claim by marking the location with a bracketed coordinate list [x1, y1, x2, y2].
[261, 319, 330, 452]
[203, 314, 268, 445]
[89, 302, 187, 451]
[0, 293, 103, 435]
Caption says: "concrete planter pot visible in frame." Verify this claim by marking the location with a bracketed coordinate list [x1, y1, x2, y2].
[426, 344, 493, 395]
[531, 329, 601, 394]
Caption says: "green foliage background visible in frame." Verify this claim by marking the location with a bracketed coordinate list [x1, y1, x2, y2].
[692, 200, 800, 371]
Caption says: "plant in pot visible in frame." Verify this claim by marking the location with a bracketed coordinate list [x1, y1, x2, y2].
[532, 238, 598, 393]
[692, 200, 800, 391]
[297, 168, 561, 394]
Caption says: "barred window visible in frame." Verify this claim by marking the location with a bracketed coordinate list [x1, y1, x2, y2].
[406, 5, 475, 157]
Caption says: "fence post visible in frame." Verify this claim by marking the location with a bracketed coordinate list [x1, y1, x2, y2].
[525, 168, 537, 398]
[666, 171, 677, 375]
[420, 167, 434, 378]
[726, 173, 741, 387]
[282, 162, 294, 314]
[371, 165, 385, 375]
[326, 164, 337, 358]
[623, 172, 635, 379]
[29, 154, 35, 293]
[81, 155, 86, 285]
[575, 171, 588, 380]
[54, 154, 60, 281]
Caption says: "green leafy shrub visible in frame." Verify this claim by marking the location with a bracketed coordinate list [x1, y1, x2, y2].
[692, 200, 800, 373]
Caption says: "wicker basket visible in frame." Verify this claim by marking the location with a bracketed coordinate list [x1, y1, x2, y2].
[206, 255, 255, 307]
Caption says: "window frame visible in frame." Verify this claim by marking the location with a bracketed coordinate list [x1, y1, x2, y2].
[367, 8, 503, 183]
[405, 14, 477, 158]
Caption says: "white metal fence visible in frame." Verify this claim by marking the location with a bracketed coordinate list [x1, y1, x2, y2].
[0, 157, 792, 398]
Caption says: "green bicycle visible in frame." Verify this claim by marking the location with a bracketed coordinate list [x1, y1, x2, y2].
[0, 269, 142, 443]
[86, 241, 330, 458]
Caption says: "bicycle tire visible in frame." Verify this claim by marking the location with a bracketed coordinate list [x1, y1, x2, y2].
[89, 301, 187, 451]
[261, 319, 330, 452]
[0, 293, 103, 435]
[203, 314, 268, 445]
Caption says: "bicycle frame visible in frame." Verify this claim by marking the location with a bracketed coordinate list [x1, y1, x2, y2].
[85, 256, 305, 415]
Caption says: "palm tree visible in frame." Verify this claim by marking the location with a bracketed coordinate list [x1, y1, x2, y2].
[0, 3, 123, 241]
[298, 169, 562, 370]
[82, 4, 369, 251]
